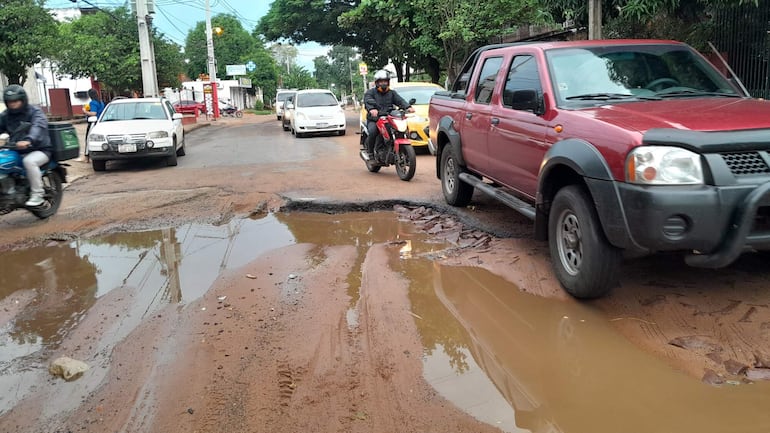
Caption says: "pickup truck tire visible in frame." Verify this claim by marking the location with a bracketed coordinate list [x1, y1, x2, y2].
[395, 144, 417, 181]
[548, 185, 621, 298]
[92, 159, 106, 172]
[441, 146, 474, 206]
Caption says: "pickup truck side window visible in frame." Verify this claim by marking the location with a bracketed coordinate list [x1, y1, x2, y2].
[474, 56, 504, 105]
[502, 55, 542, 109]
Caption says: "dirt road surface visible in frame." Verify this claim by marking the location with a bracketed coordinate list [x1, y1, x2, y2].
[1, 113, 770, 433]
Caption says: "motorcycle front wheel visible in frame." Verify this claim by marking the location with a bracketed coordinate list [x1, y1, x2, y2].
[235, 110, 243, 118]
[395, 144, 416, 181]
[29, 170, 63, 219]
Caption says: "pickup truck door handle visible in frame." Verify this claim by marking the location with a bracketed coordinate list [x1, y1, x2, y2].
[491, 118, 500, 125]
[465, 113, 473, 120]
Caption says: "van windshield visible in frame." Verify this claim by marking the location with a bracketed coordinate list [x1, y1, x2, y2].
[297, 92, 338, 107]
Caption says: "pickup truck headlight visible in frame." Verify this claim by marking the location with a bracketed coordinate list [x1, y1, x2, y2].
[626, 146, 704, 185]
[89, 134, 105, 143]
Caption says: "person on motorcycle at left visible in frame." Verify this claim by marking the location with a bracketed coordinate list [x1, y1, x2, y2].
[0, 85, 52, 207]
[363, 70, 414, 159]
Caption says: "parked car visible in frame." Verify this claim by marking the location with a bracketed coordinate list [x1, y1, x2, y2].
[275, 89, 295, 120]
[281, 91, 297, 131]
[289, 89, 346, 138]
[430, 39, 768, 299]
[173, 99, 205, 116]
[87, 97, 186, 171]
[359, 81, 444, 153]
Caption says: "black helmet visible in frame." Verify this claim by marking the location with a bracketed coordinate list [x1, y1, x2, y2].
[3, 85, 28, 113]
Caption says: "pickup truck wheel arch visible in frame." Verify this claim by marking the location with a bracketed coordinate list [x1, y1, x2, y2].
[537, 139, 642, 253]
[441, 145, 475, 206]
[435, 116, 467, 179]
[548, 185, 622, 298]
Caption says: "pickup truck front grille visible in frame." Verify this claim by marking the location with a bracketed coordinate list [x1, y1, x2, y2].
[720, 152, 770, 176]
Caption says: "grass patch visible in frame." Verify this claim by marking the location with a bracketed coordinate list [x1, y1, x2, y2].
[248, 109, 273, 115]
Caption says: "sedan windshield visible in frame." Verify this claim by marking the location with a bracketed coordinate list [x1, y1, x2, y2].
[394, 87, 441, 105]
[101, 102, 169, 121]
[297, 92, 338, 107]
[546, 44, 741, 107]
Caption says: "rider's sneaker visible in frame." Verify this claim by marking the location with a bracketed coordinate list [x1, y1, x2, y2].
[25, 192, 44, 207]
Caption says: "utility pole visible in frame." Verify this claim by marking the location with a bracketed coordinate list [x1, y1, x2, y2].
[204, 0, 220, 118]
[136, 0, 159, 96]
[588, 0, 602, 40]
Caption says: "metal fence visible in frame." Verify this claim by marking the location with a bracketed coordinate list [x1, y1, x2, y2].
[712, 2, 770, 98]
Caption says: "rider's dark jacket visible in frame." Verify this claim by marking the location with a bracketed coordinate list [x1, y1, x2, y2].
[0, 104, 52, 157]
[363, 86, 411, 121]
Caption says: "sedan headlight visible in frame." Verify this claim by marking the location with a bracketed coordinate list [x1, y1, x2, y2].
[147, 131, 169, 139]
[89, 134, 105, 143]
[295, 112, 307, 121]
[626, 146, 704, 185]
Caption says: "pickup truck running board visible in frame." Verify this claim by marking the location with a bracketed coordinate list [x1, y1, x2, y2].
[458, 173, 536, 220]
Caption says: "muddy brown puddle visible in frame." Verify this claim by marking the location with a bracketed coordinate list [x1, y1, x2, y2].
[1, 211, 769, 432]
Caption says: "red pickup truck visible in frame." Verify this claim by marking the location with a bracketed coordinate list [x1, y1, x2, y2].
[429, 39, 770, 298]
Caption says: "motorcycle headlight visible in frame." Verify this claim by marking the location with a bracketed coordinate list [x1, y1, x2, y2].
[147, 131, 168, 139]
[626, 146, 704, 185]
[393, 118, 408, 132]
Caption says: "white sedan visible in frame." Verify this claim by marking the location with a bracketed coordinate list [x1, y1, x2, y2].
[289, 89, 346, 138]
[87, 97, 186, 171]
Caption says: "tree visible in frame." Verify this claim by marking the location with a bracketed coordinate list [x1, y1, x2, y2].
[256, 0, 359, 45]
[241, 38, 280, 107]
[0, 0, 58, 85]
[185, 14, 258, 80]
[282, 65, 317, 90]
[55, 7, 183, 95]
[56, 7, 141, 94]
[313, 46, 357, 98]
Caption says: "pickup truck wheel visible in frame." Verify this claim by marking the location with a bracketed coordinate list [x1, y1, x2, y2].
[395, 144, 416, 181]
[441, 146, 474, 206]
[548, 185, 621, 298]
[92, 159, 106, 172]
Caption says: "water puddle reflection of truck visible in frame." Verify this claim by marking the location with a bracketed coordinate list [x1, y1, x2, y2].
[0, 211, 768, 432]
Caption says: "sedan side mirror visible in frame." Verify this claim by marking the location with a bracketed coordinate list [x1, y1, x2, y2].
[172, 113, 184, 120]
[285, 102, 294, 109]
[87, 116, 98, 123]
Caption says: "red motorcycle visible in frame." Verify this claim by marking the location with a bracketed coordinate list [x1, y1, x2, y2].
[359, 107, 416, 181]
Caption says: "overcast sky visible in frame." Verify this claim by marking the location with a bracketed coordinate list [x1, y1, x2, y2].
[47, 0, 328, 71]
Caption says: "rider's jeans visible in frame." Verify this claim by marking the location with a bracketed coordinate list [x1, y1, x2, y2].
[365, 121, 379, 153]
[23, 151, 50, 195]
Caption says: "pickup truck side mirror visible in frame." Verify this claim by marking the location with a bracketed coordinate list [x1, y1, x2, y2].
[507, 89, 544, 115]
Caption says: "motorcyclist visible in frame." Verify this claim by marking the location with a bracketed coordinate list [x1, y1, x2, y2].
[363, 70, 414, 160]
[0, 85, 52, 207]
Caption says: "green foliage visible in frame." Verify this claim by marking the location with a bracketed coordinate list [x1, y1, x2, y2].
[256, 0, 358, 45]
[242, 39, 280, 107]
[55, 7, 183, 95]
[185, 14, 257, 80]
[282, 65, 317, 90]
[0, 0, 58, 85]
[56, 8, 141, 94]
[313, 46, 358, 98]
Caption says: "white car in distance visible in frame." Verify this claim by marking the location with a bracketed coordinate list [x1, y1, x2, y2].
[87, 97, 186, 172]
[288, 89, 346, 138]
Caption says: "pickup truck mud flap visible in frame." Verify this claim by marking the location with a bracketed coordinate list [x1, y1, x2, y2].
[458, 173, 536, 219]
[686, 181, 770, 268]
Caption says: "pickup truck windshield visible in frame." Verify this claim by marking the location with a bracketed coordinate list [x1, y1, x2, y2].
[545, 44, 740, 107]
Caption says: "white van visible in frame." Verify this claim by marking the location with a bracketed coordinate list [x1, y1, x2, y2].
[274, 89, 295, 120]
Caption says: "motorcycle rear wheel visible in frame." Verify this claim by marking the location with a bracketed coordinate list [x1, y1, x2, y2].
[235, 110, 243, 118]
[395, 144, 416, 181]
[29, 171, 63, 219]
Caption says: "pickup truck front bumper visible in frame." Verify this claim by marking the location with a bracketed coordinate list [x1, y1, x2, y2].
[603, 180, 770, 268]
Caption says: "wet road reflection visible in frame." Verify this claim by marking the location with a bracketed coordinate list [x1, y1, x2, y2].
[1, 211, 769, 432]
[427, 264, 770, 433]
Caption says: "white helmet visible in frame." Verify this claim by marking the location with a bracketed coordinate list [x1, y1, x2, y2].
[373, 70, 390, 81]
